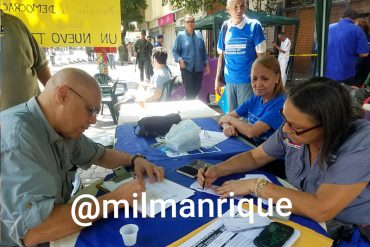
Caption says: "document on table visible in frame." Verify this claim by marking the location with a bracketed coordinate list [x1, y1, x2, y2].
[179, 207, 300, 247]
[100, 177, 194, 217]
[199, 130, 228, 148]
[189, 174, 272, 204]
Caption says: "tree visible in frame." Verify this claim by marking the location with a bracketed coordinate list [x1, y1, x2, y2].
[169, 0, 226, 14]
[250, 0, 278, 13]
[120, 0, 147, 61]
[168, 0, 278, 14]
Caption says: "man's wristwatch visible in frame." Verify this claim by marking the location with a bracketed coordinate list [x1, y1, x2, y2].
[127, 153, 146, 172]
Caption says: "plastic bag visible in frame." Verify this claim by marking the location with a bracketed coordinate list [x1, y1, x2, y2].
[165, 119, 201, 152]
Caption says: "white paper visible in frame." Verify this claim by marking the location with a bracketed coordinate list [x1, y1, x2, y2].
[179, 207, 300, 247]
[199, 130, 228, 148]
[190, 173, 271, 204]
[222, 215, 270, 232]
[101, 177, 194, 217]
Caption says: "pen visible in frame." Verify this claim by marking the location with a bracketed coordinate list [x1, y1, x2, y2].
[202, 166, 208, 190]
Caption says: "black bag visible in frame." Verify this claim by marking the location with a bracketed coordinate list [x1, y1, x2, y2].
[220, 22, 228, 85]
[134, 113, 181, 137]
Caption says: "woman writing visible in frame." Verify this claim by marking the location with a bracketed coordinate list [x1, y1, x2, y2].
[199, 78, 370, 227]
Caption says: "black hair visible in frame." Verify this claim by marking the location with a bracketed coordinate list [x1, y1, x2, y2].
[287, 77, 360, 167]
[343, 10, 358, 19]
[152, 47, 168, 65]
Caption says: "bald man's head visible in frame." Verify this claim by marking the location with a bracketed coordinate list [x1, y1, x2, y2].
[45, 68, 100, 92]
[38, 68, 102, 138]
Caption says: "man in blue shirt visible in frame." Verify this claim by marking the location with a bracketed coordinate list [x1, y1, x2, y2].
[325, 10, 369, 85]
[215, 0, 266, 112]
[0, 68, 164, 246]
[173, 14, 210, 99]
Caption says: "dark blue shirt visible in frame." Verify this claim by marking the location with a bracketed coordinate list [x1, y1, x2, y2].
[235, 94, 285, 145]
[325, 18, 369, 81]
[172, 30, 208, 72]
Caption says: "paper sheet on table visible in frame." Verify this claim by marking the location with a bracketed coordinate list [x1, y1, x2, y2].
[101, 177, 194, 217]
[153, 138, 222, 158]
[178, 206, 300, 247]
[190, 173, 272, 204]
[199, 130, 228, 148]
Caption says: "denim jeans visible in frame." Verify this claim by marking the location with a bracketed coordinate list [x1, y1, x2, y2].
[225, 83, 253, 112]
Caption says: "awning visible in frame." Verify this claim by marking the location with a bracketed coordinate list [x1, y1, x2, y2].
[175, 9, 300, 32]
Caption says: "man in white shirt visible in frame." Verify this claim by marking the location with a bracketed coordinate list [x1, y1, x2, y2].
[273, 32, 291, 86]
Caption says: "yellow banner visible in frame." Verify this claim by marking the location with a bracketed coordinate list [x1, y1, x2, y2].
[1, 0, 121, 47]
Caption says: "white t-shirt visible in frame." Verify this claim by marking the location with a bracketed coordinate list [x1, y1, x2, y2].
[278, 38, 291, 60]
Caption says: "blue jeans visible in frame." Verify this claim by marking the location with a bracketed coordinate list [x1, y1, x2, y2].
[226, 83, 253, 112]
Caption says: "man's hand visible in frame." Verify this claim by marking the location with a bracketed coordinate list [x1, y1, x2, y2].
[204, 63, 210, 75]
[134, 158, 165, 183]
[215, 79, 224, 96]
[179, 60, 186, 69]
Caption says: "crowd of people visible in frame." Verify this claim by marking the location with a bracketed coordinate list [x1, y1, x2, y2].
[1, 0, 370, 246]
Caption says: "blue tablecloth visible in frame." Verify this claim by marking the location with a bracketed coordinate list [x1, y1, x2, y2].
[75, 158, 328, 247]
[114, 118, 254, 162]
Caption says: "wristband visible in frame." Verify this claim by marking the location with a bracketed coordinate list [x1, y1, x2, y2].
[129, 153, 146, 170]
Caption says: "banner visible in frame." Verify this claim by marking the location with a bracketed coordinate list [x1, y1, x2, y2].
[1, 0, 121, 47]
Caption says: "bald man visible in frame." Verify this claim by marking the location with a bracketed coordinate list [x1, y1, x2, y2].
[0, 68, 164, 246]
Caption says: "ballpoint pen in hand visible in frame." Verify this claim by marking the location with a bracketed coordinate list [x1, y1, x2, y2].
[202, 166, 208, 190]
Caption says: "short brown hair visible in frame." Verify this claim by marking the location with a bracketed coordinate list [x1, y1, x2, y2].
[152, 47, 168, 65]
[251, 54, 284, 96]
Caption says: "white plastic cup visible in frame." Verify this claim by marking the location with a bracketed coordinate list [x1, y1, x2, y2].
[120, 224, 139, 246]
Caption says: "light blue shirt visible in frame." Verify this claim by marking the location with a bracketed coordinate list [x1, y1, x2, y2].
[152, 66, 171, 90]
[263, 119, 370, 225]
[0, 97, 105, 246]
[217, 16, 265, 84]
[172, 30, 209, 72]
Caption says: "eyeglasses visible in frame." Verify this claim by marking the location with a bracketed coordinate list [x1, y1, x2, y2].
[185, 20, 195, 23]
[68, 87, 100, 117]
[280, 109, 322, 136]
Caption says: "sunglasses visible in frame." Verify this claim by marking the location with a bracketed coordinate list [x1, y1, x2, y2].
[280, 109, 321, 136]
[68, 87, 100, 117]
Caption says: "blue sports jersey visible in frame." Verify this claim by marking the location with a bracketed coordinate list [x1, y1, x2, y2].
[235, 94, 285, 145]
[217, 17, 265, 84]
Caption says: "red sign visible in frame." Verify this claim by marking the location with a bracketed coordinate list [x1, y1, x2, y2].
[158, 13, 175, 27]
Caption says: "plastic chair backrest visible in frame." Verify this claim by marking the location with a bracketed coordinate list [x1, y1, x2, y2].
[160, 76, 177, 102]
[94, 73, 113, 85]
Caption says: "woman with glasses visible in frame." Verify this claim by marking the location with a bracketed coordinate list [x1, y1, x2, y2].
[199, 78, 370, 228]
[218, 54, 285, 146]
